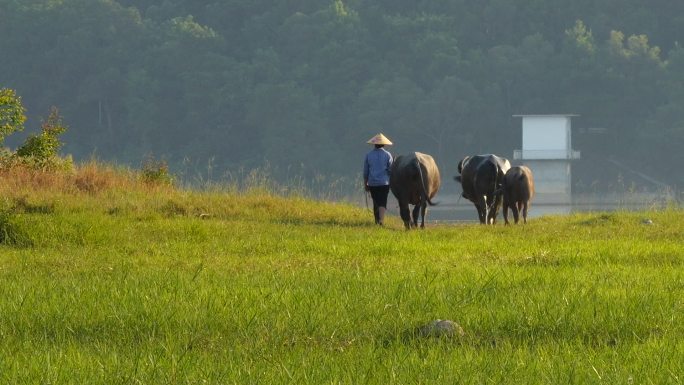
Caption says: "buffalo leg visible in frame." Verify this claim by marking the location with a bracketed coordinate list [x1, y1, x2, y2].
[475, 204, 486, 224]
[476, 196, 488, 224]
[419, 202, 427, 229]
[483, 196, 495, 225]
[503, 201, 510, 225]
[399, 204, 411, 230]
[411, 204, 420, 228]
[488, 194, 502, 225]
[511, 202, 520, 224]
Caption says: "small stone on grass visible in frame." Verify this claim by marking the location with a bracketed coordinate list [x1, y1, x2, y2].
[415, 319, 465, 339]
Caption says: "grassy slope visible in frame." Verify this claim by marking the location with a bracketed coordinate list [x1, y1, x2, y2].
[0, 164, 682, 384]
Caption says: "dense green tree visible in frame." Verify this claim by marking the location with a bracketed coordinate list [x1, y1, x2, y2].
[417, 76, 481, 164]
[245, 81, 333, 173]
[2, 0, 684, 186]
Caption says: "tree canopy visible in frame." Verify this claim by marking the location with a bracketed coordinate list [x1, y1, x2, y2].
[2, 0, 683, 187]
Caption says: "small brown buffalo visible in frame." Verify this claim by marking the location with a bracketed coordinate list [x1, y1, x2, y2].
[501, 165, 535, 224]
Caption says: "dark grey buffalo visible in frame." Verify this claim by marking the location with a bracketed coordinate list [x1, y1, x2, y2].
[501, 165, 535, 224]
[454, 154, 511, 224]
[390, 152, 441, 229]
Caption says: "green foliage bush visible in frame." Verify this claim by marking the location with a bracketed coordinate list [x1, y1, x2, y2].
[1, 89, 172, 183]
[0, 88, 26, 145]
[0, 98, 73, 172]
[15, 106, 72, 171]
[141, 155, 174, 186]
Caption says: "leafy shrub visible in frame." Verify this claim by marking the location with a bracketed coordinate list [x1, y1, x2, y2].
[15, 107, 72, 171]
[141, 156, 174, 186]
[0, 88, 26, 145]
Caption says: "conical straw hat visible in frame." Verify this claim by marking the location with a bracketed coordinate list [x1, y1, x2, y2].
[367, 133, 393, 145]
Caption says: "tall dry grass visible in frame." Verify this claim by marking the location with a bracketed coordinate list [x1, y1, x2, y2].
[0, 160, 369, 228]
[0, 160, 172, 198]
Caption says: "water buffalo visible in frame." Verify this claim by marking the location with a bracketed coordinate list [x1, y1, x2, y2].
[390, 152, 441, 229]
[501, 165, 535, 224]
[454, 154, 511, 224]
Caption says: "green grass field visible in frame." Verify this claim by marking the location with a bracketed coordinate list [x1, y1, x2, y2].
[0, 164, 682, 384]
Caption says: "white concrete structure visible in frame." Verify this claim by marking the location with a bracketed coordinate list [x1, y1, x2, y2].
[513, 115, 580, 204]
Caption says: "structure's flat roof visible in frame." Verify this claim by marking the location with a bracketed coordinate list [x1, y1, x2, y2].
[513, 114, 579, 117]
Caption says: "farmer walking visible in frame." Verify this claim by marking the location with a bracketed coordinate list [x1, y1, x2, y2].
[363, 133, 393, 225]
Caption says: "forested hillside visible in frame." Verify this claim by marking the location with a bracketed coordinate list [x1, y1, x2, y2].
[2, 0, 683, 188]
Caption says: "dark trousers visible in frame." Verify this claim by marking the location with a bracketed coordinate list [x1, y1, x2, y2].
[369, 185, 390, 224]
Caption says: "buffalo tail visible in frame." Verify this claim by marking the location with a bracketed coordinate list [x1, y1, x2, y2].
[415, 158, 436, 206]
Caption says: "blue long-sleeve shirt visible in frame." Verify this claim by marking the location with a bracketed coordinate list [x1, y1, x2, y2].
[364, 148, 393, 186]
